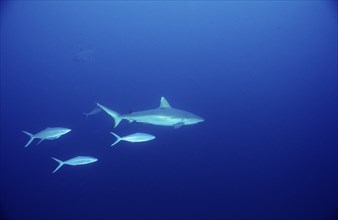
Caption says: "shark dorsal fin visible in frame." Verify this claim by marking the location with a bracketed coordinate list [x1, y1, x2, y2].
[160, 97, 171, 108]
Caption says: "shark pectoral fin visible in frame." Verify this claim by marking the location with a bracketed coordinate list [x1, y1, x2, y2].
[36, 139, 44, 145]
[174, 123, 184, 129]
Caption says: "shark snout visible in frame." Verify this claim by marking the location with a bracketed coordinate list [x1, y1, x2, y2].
[189, 115, 204, 124]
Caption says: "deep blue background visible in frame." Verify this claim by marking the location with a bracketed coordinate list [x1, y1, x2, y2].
[1, 1, 337, 220]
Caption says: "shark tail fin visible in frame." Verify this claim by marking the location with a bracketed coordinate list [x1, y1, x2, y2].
[110, 132, 122, 146]
[22, 131, 35, 147]
[96, 103, 122, 128]
[51, 157, 64, 173]
[83, 113, 89, 120]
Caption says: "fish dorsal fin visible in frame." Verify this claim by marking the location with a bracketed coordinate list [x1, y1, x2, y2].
[160, 97, 171, 108]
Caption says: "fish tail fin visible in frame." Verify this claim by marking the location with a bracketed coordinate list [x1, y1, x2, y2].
[110, 132, 122, 146]
[83, 112, 89, 120]
[22, 131, 34, 147]
[51, 157, 64, 173]
[96, 103, 122, 128]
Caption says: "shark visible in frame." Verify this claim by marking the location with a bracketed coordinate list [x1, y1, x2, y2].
[51, 156, 98, 173]
[110, 132, 155, 146]
[22, 127, 71, 147]
[83, 107, 102, 119]
[97, 97, 204, 128]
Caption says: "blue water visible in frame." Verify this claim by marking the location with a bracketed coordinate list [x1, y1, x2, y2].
[1, 1, 337, 220]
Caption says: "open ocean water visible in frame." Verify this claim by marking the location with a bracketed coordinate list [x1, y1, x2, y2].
[0, 1, 337, 220]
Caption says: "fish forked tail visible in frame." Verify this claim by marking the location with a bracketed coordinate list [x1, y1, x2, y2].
[96, 103, 122, 128]
[110, 132, 122, 146]
[83, 112, 89, 120]
[51, 157, 64, 173]
[22, 131, 35, 147]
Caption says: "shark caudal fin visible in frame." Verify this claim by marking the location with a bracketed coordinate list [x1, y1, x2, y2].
[83, 113, 89, 120]
[22, 131, 35, 147]
[96, 103, 122, 128]
[110, 132, 122, 146]
[51, 157, 64, 173]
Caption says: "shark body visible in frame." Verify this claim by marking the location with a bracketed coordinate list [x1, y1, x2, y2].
[83, 107, 102, 119]
[97, 97, 204, 128]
